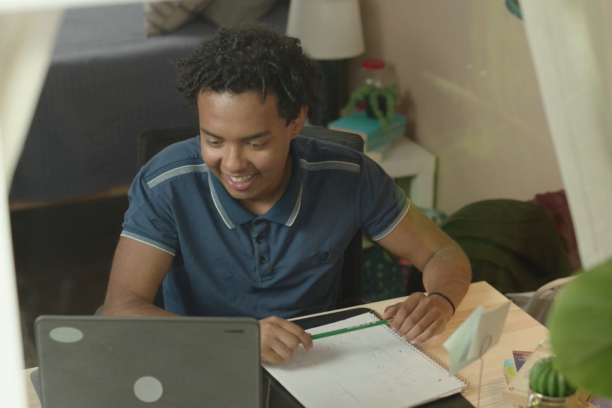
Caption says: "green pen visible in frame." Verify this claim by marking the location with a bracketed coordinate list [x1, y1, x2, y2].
[311, 318, 394, 340]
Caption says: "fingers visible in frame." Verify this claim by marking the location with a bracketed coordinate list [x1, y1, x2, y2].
[259, 316, 313, 366]
[382, 303, 400, 320]
[386, 293, 451, 345]
[400, 306, 445, 344]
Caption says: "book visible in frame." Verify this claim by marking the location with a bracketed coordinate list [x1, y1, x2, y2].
[503, 359, 518, 385]
[503, 358, 524, 408]
[512, 350, 532, 372]
[265, 311, 468, 408]
[503, 343, 595, 408]
[503, 340, 554, 406]
[328, 112, 407, 152]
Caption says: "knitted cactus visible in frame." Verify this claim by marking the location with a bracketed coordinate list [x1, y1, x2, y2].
[529, 357, 576, 398]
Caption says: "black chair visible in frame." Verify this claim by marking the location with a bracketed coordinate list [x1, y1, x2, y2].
[137, 125, 365, 311]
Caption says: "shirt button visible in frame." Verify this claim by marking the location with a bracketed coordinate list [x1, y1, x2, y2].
[255, 236, 263, 244]
[254, 219, 262, 225]
[259, 257, 266, 265]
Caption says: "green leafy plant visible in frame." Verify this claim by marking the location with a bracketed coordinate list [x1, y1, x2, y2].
[342, 83, 400, 131]
[529, 356, 576, 398]
[548, 258, 612, 398]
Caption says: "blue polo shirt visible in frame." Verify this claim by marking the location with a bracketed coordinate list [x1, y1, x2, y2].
[121, 135, 409, 319]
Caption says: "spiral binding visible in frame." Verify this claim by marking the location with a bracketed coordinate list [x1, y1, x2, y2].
[369, 310, 470, 388]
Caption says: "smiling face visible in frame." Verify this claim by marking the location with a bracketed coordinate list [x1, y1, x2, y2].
[198, 91, 306, 215]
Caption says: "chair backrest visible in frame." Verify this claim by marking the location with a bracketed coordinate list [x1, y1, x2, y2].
[506, 276, 577, 324]
[137, 126, 364, 311]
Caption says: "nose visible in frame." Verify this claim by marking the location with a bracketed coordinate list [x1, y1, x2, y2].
[223, 145, 248, 174]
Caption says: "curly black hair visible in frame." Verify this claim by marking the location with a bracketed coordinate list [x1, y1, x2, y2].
[176, 24, 322, 124]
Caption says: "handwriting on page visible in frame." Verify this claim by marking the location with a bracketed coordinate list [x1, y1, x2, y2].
[266, 314, 463, 408]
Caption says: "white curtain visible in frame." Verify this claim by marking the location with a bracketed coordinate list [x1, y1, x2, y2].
[0, 9, 63, 408]
[1, 1, 611, 406]
[521, 1, 612, 271]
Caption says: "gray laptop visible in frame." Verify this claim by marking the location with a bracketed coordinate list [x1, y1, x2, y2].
[34, 316, 261, 408]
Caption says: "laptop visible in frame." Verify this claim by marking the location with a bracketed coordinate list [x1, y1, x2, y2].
[34, 315, 260, 408]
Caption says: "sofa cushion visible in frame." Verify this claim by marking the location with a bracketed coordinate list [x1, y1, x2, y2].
[202, 0, 278, 27]
[144, 0, 213, 36]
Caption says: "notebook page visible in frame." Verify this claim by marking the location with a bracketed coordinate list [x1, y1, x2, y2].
[265, 313, 466, 408]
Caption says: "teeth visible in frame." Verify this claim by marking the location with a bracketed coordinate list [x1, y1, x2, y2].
[229, 175, 252, 183]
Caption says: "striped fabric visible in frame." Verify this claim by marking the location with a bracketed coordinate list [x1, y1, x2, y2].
[144, 0, 213, 36]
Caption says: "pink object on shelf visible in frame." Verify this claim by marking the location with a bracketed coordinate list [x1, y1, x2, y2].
[362, 58, 385, 70]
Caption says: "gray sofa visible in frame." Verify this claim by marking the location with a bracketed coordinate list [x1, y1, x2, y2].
[10, 2, 288, 202]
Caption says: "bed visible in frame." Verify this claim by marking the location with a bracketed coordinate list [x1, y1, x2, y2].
[10, 2, 288, 203]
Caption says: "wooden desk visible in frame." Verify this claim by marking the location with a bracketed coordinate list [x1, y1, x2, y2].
[361, 282, 547, 408]
[24, 281, 547, 408]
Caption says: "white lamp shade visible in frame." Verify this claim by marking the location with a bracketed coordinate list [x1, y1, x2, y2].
[286, 0, 365, 60]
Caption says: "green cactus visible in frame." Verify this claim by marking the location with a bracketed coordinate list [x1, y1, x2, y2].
[529, 357, 576, 398]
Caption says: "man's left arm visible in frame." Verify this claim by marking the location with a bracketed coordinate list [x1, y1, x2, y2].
[376, 204, 472, 344]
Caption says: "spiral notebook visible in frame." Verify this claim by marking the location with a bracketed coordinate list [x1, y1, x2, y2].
[265, 311, 468, 408]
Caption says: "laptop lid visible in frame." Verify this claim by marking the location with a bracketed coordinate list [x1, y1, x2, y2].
[35, 315, 260, 408]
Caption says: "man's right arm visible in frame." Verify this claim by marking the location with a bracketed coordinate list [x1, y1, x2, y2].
[105, 237, 313, 364]
[103, 236, 177, 317]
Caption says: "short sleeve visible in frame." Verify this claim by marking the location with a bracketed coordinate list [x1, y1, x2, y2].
[121, 170, 179, 256]
[359, 156, 410, 241]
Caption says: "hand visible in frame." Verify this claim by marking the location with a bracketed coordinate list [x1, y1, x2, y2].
[259, 316, 313, 366]
[382, 292, 453, 345]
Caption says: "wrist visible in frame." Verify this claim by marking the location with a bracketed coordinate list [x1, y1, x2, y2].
[427, 291, 456, 316]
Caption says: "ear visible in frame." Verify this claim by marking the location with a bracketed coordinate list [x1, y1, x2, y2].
[288, 105, 308, 139]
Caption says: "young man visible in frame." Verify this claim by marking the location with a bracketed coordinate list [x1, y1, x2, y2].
[103, 25, 472, 366]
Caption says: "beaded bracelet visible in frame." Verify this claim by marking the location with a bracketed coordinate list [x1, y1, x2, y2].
[428, 292, 456, 316]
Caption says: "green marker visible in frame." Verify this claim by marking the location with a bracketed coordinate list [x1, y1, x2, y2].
[311, 319, 393, 340]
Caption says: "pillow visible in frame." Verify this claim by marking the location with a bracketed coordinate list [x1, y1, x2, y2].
[202, 0, 278, 28]
[439, 199, 574, 294]
[144, 0, 213, 36]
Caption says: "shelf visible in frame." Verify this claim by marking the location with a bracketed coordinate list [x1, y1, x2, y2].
[377, 138, 436, 209]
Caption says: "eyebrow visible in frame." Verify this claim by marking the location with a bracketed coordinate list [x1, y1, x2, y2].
[200, 127, 271, 141]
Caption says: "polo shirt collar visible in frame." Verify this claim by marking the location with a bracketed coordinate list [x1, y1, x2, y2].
[207, 140, 303, 229]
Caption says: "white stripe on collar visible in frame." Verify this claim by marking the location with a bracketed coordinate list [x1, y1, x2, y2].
[207, 175, 235, 229]
[285, 182, 303, 227]
[299, 159, 360, 173]
[147, 164, 208, 189]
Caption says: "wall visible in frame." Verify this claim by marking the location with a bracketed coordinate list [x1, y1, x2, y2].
[352, 0, 564, 214]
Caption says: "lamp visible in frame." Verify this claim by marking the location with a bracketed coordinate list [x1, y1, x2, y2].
[286, 0, 365, 125]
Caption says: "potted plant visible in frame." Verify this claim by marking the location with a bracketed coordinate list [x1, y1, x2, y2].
[342, 83, 400, 132]
[528, 356, 577, 408]
[547, 259, 612, 398]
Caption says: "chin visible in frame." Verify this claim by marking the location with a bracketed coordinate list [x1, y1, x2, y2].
[225, 187, 257, 200]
